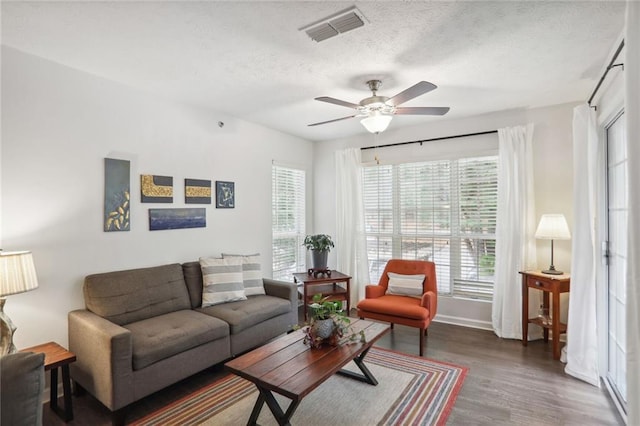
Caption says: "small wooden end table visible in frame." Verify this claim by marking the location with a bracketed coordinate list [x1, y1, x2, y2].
[293, 270, 351, 321]
[520, 271, 570, 360]
[21, 341, 76, 422]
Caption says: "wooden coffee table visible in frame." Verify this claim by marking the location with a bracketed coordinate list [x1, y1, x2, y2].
[225, 319, 389, 426]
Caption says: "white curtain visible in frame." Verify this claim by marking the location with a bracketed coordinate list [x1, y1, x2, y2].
[626, 1, 640, 423]
[564, 104, 600, 386]
[335, 148, 370, 308]
[492, 124, 537, 339]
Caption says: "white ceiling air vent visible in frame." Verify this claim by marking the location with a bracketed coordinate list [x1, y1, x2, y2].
[300, 6, 367, 43]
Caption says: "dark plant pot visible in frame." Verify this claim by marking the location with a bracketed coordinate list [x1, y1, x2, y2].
[312, 318, 335, 339]
[311, 250, 329, 270]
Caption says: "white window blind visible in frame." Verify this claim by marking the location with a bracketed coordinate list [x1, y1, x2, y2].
[363, 155, 497, 300]
[272, 165, 306, 281]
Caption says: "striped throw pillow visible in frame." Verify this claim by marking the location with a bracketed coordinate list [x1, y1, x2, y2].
[200, 257, 246, 307]
[386, 272, 425, 298]
[222, 253, 265, 296]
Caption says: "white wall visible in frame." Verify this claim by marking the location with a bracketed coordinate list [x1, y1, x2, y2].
[0, 46, 314, 349]
[313, 102, 577, 329]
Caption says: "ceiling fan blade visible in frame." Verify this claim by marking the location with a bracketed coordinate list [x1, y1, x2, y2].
[388, 81, 437, 106]
[394, 106, 450, 116]
[315, 96, 360, 109]
[308, 115, 357, 127]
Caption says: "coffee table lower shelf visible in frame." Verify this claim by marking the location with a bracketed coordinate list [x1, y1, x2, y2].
[225, 319, 389, 426]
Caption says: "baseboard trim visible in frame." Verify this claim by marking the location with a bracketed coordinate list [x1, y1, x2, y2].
[433, 315, 493, 331]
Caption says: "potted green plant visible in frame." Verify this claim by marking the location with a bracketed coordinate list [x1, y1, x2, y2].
[303, 294, 365, 348]
[303, 234, 334, 271]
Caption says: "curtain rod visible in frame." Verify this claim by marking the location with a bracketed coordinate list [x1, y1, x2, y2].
[588, 39, 625, 109]
[360, 130, 498, 151]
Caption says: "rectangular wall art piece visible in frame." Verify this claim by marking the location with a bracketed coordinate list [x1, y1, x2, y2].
[141, 174, 173, 203]
[216, 181, 235, 208]
[185, 179, 212, 204]
[148, 208, 206, 231]
[104, 158, 131, 232]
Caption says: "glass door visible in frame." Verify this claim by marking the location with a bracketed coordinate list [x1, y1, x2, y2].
[605, 111, 627, 414]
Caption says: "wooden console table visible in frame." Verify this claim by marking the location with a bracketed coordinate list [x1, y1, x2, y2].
[21, 341, 76, 421]
[520, 271, 570, 360]
[293, 270, 351, 321]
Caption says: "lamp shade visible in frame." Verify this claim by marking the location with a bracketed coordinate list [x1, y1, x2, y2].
[0, 251, 39, 297]
[535, 214, 571, 240]
[361, 113, 392, 134]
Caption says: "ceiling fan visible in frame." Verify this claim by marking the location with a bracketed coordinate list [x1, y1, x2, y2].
[308, 80, 450, 133]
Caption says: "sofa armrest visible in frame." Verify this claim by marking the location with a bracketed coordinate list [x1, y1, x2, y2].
[421, 291, 437, 320]
[365, 285, 386, 299]
[68, 309, 133, 411]
[263, 278, 299, 328]
[263, 278, 296, 303]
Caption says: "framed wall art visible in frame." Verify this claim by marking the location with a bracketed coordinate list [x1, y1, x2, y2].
[185, 179, 211, 204]
[104, 158, 130, 232]
[215, 181, 235, 208]
[148, 208, 206, 231]
[141, 174, 173, 203]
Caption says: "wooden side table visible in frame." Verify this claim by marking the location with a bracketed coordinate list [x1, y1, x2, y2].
[520, 271, 570, 360]
[293, 270, 351, 321]
[21, 341, 76, 422]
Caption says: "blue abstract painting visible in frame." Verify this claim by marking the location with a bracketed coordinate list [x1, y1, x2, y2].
[148, 208, 206, 231]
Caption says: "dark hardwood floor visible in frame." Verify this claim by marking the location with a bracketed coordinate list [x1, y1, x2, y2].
[44, 310, 623, 425]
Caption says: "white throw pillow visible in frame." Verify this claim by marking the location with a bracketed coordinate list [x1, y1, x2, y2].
[221, 253, 265, 296]
[386, 272, 425, 298]
[200, 256, 246, 307]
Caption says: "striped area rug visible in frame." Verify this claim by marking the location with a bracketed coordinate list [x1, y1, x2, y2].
[131, 347, 467, 426]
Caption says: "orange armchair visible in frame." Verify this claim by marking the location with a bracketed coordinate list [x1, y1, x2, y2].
[356, 259, 437, 356]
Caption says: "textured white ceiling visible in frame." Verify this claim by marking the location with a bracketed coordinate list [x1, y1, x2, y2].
[1, 1, 626, 141]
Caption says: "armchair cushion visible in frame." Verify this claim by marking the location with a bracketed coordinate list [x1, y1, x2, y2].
[357, 295, 430, 321]
[386, 272, 425, 297]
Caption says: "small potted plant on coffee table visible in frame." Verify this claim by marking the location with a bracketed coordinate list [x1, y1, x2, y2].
[303, 293, 365, 349]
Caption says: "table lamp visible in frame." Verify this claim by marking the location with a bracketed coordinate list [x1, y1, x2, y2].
[0, 251, 39, 355]
[535, 214, 571, 275]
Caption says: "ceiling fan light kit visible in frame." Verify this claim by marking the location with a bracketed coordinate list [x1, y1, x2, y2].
[309, 79, 450, 134]
[361, 113, 392, 134]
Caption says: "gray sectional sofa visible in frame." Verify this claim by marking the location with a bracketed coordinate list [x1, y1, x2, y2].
[67, 261, 298, 421]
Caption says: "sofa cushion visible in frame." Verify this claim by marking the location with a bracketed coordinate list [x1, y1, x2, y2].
[222, 253, 265, 296]
[182, 261, 204, 309]
[84, 264, 191, 326]
[123, 310, 229, 370]
[198, 295, 291, 334]
[200, 257, 246, 307]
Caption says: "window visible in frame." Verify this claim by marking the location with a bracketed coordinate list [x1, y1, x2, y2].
[272, 165, 306, 281]
[363, 155, 497, 300]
